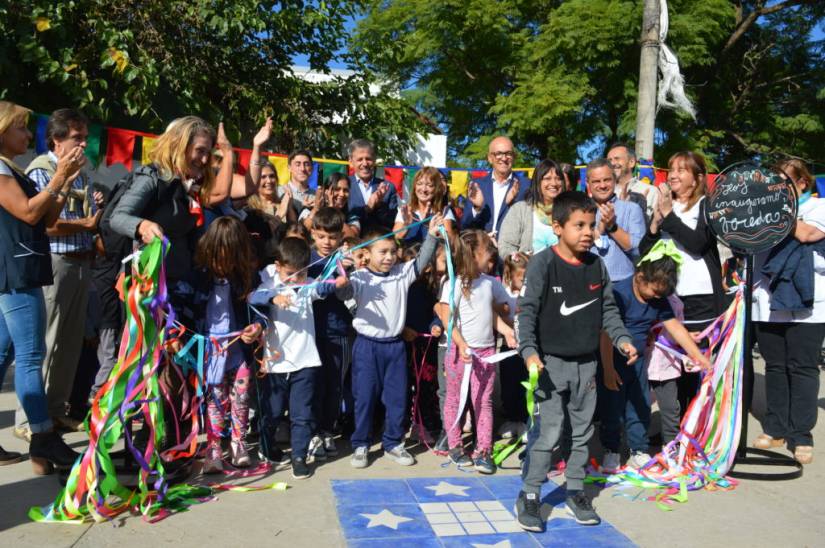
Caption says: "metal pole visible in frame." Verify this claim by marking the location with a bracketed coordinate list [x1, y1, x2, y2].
[738, 254, 754, 458]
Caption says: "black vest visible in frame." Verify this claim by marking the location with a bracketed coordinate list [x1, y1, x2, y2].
[537, 250, 604, 358]
[0, 163, 53, 291]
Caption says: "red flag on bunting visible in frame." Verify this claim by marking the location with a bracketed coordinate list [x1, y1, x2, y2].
[654, 169, 668, 186]
[471, 170, 489, 180]
[234, 148, 252, 175]
[706, 173, 717, 193]
[105, 128, 136, 170]
[384, 167, 404, 197]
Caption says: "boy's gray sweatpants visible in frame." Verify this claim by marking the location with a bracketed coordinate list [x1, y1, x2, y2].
[521, 354, 597, 493]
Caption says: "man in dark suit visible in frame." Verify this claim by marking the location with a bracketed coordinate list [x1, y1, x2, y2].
[347, 138, 398, 231]
[461, 136, 530, 234]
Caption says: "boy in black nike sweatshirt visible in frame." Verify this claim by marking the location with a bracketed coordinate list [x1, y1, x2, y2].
[514, 191, 638, 530]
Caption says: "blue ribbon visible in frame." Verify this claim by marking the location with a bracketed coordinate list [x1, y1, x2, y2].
[439, 224, 456, 349]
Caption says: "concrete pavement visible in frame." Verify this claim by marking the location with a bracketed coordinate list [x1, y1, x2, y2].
[0, 358, 823, 547]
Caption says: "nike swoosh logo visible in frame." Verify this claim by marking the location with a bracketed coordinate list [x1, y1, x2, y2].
[560, 298, 598, 316]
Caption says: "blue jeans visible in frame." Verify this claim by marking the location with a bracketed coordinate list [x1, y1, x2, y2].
[0, 288, 52, 433]
[255, 367, 319, 459]
[598, 351, 651, 453]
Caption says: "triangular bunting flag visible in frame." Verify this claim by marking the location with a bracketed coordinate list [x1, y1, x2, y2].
[85, 124, 102, 167]
[105, 128, 136, 170]
[141, 136, 156, 166]
[450, 170, 469, 199]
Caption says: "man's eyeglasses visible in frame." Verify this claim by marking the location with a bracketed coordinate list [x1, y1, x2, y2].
[491, 151, 515, 159]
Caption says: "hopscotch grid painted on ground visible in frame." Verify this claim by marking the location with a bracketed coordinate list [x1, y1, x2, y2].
[332, 474, 636, 547]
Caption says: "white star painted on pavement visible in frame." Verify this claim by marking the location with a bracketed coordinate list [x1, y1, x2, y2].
[359, 509, 413, 530]
[424, 481, 471, 497]
[472, 541, 512, 548]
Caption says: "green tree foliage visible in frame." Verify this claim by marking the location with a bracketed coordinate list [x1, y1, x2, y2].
[354, 0, 825, 167]
[0, 1, 426, 158]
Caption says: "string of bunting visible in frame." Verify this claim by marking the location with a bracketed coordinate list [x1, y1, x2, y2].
[28, 112, 764, 199]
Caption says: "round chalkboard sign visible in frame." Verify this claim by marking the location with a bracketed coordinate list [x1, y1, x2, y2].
[705, 162, 797, 254]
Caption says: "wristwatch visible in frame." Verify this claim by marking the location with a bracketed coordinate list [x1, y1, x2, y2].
[606, 223, 619, 234]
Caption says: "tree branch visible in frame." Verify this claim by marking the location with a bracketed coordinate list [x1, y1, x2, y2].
[722, 0, 811, 55]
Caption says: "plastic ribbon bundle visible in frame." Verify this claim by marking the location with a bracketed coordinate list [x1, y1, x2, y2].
[606, 287, 745, 510]
[30, 238, 285, 525]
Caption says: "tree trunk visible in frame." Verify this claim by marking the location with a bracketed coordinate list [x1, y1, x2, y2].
[635, 0, 660, 160]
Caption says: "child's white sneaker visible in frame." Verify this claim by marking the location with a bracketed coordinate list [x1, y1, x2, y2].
[323, 433, 338, 457]
[385, 444, 415, 466]
[351, 445, 369, 468]
[602, 451, 621, 472]
[309, 435, 327, 461]
[629, 451, 652, 469]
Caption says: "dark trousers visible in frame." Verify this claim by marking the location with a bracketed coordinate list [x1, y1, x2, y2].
[315, 334, 352, 434]
[500, 354, 528, 423]
[256, 367, 319, 459]
[351, 335, 407, 450]
[598, 353, 651, 453]
[650, 378, 680, 445]
[756, 321, 825, 447]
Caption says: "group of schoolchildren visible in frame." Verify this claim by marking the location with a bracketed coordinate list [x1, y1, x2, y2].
[191, 170, 712, 531]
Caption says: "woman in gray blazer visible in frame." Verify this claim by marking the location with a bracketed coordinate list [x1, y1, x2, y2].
[497, 159, 567, 257]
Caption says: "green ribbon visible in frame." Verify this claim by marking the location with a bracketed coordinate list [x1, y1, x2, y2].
[638, 239, 683, 268]
[492, 362, 539, 466]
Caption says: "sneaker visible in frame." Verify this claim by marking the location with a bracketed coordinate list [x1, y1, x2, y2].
[351, 446, 369, 468]
[258, 445, 290, 466]
[385, 444, 415, 466]
[309, 435, 327, 461]
[202, 445, 223, 474]
[473, 451, 496, 474]
[323, 434, 338, 457]
[514, 491, 544, 532]
[13, 426, 31, 443]
[433, 431, 449, 454]
[448, 447, 473, 467]
[565, 491, 601, 525]
[629, 451, 652, 469]
[0, 445, 23, 466]
[602, 451, 621, 472]
[230, 440, 251, 468]
[291, 456, 311, 479]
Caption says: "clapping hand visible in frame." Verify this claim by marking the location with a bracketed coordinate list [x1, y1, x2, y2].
[598, 202, 616, 234]
[399, 204, 413, 226]
[253, 117, 273, 148]
[658, 184, 673, 217]
[468, 182, 484, 209]
[366, 182, 389, 212]
[216, 122, 232, 153]
[505, 178, 520, 205]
